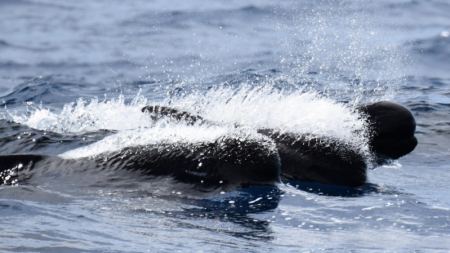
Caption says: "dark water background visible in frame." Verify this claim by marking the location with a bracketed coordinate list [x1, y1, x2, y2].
[0, 0, 449, 252]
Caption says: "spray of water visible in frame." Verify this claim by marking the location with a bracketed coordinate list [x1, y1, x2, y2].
[10, 95, 151, 133]
[278, 0, 406, 102]
[172, 86, 368, 145]
[7, 86, 370, 158]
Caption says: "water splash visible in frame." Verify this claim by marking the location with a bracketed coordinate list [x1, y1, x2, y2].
[6, 86, 370, 158]
[9, 94, 151, 133]
[173, 86, 369, 148]
[278, 0, 406, 101]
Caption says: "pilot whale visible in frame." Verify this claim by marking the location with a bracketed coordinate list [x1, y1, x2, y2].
[141, 101, 417, 187]
[0, 101, 416, 188]
[0, 135, 281, 187]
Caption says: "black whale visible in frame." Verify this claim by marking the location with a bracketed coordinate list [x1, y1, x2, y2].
[0, 135, 281, 187]
[140, 101, 417, 186]
[0, 101, 417, 188]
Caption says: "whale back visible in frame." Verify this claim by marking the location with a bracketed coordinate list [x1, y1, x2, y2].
[0, 154, 47, 185]
[258, 129, 367, 187]
[0, 136, 281, 188]
[93, 136, 281, 187]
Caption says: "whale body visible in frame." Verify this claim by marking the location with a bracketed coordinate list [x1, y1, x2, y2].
[141, 101, 417, 187]
[0, 135, 281, 187]
[0, 101, 417, 188]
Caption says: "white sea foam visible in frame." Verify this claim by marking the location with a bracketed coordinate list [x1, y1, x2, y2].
[10, 95, 152, 133]
[173, 86, 369, 148]
[8, 87, 370, 158]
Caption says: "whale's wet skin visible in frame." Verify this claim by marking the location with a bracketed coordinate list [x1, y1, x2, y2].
[1, 0, 450, 252]
[0, 97, 417, 189]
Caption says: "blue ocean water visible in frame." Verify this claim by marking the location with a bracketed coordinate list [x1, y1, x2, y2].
[0, 0, 449, 252]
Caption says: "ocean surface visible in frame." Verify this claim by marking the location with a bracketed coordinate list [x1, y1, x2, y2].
[0, 0, 449, 252]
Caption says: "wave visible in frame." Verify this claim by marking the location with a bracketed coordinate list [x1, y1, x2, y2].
[120, 5, 274, 30]
[0, 77, 96, 107]
[409, 34, 450, 58]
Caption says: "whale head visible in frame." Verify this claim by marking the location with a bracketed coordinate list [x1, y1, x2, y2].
[359, 101, 418, 161]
